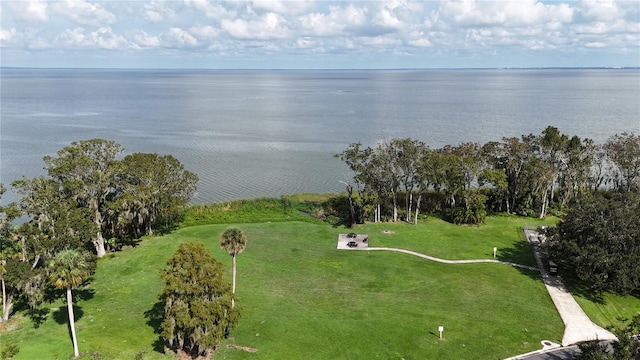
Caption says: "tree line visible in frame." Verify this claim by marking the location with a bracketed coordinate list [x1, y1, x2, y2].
[0, 138, 198, 326]
[335, 126, 640, 226]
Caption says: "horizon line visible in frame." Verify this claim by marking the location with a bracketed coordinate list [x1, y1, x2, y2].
[2, 66, 639, 71]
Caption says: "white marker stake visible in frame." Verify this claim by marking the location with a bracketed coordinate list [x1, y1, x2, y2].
[438, 326, 444, 340]
[493, 247, 497, 258]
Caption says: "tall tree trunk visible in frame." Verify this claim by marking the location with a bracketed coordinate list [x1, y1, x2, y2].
[2, 288, 15, 322]
[231, 254, 237, 309]
[146, 221, 153, 236]
[1, 279, 7, 322]
[344, 183, 355, 227]
[93, 233, 106, 258]
[1, 278, 5, 320]
[414, 193, 422, 225]
[539, 187, 549, 219]
[67, 287, 80, 358]
[407, 192, 413, 222]
[392, 193, 398, 222]
[94, 209, 106, 258]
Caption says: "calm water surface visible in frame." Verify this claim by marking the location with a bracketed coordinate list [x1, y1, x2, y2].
[1, 69, 639, 203]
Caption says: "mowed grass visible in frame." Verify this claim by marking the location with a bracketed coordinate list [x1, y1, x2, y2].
[348, 215, 557, 267]
[574, 291, 640, 329]
[3, 218, 566, 360]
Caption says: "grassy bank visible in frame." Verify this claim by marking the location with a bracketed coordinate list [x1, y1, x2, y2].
[2, 198, 638, 359]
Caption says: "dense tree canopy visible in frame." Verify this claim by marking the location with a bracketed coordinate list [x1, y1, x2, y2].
[0, 139, 198, 323]
[10, 139, 198, 257]
[548, 191, 640, 295]
[159, 243, 240, 358]
[336, 127, 639, 225]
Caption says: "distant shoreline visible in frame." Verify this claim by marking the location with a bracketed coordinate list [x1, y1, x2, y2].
[2, 66, 639, 71]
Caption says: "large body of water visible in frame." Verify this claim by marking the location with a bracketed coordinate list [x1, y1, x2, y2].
[1, 68, 639, 204]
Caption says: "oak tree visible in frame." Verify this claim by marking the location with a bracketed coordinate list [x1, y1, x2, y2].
[548, 191, 640, 295]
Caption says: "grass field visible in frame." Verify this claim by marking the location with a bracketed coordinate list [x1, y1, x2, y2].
[2, 213, 638, 359]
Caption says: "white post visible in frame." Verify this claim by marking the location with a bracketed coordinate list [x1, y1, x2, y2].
[438, 326, 444, 340]
[493, 247, 497, 258]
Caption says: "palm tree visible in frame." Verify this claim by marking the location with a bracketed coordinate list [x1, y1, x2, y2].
[49, 250, 92, 358]
[219, 228, 247, 308]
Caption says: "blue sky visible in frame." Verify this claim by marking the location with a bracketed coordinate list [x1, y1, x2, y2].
[1, 0, 639, 69]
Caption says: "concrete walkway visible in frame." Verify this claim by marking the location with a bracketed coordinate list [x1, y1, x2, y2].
[524, 229, 617, 346]
[361, 246, 540, 272]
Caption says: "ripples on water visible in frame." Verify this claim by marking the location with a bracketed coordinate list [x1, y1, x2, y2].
[1, 69, 639, 204]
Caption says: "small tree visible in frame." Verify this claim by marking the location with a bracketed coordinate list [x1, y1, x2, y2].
[159, 243, 239, 358]
[49, 250, 94, 358]
[219, 228, 247, 309]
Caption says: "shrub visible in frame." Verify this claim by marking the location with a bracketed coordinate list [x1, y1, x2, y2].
[1, 342, 19, 359]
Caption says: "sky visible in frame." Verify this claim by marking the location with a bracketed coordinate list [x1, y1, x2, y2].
[0, 0, 639, 69]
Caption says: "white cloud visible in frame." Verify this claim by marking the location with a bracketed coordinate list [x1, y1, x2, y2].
[8, 0, 49, 22]
[251, 0, 315, 15]
[0, 27, 19, 44]
[0, 26, 52, 49]
[131, 30, 160, 48]
[55, 26, 127, 49]
[373, 7, 404, 31]
[221, 12, 291, 39]
[51, 0, 116, 27]
[189, 25, 220, 40]
[585, 41, 606, 48]
[160, 27, 198, 48]
[142, 1, 177, 23]
[299, 4, 368, 37]
[439, 0, 573, 27]
[579, 0, 624, 22]
[360, 34, 401, 47]
[183, 0, 237, 19]
[373, 0, 423, 31]
[295, 36, 320, 50]
[1, 1, 638, 67]
[406, 29, 433, 47]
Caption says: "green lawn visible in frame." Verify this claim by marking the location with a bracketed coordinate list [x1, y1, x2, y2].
[2, 216, 636, 359]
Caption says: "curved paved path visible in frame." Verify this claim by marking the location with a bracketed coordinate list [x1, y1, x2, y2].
[341, 233, 618, 358]
[360, 246, 540, 271]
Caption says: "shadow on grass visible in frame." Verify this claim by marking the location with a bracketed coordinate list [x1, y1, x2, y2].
[50, 288, 95, 330]
[144, 300, 166, 353]
[562, 274, 606, 305]
[52, 304, 85, 324]
[29, 307, 50, 328]
[44, 284, 96, 304]
[10, 300, 51, 329]
[52, 304, 86, 353]
[497, 235, 538, 267]
[496, 227, 548, 284]
[497, 226, 613, 306]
